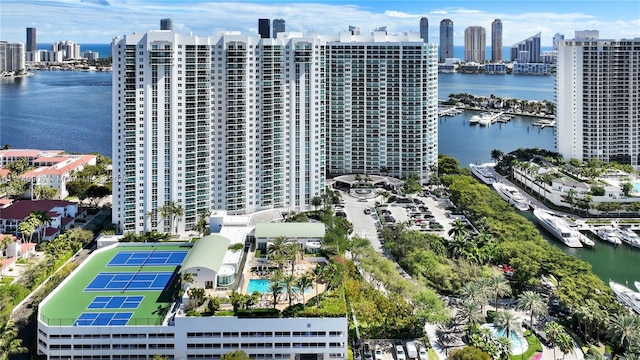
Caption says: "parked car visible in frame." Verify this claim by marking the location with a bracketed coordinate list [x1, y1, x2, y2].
[405, 341, 418, 360]
[418, 346, 428, 360]
[395, 345, 406, 360]
[336, 211, 347, 218]
[363, 343, 373, 360]
[364, 208, 371, 215]
[354, 349, 362, 360]
[374, 345, 383, 360]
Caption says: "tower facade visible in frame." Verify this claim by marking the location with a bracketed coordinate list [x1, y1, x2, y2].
[0, 42, 26, 73]
[272, 19, 285, 38]
[510, 33, 541, 62]
[160, 18, 173, 31]
[555, 37, 640, 169]
[439, 19, 453, 62]
[258, 19, 270, 39]
[111, 30, 438, 234]
[26, 27, 37, 52]
[491, 19, 502, 62]
[420, 17, 428, 43]
[464, 26, 486, 63]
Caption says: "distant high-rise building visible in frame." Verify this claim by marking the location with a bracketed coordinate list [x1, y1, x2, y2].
[574, 30, 599, 39]
[552, 33, 564, 51]
[464, 26, 486, 63]
[510, 33, 541, 62]
[420, 17, 428, 43]
[491, 19, 502, 62]
[258, 18, 270, 38]
[556, 36, 640, 169]
[51, 41, 81, 60]
[439, 19, 454, 62]
[0, 42, 26, 73]
[26, 27, 37, 52]
[111, 30, 438, 234]
[348, 25, 360, 35]
[160, 18, 173, 31]
[272, 19, 285, 38]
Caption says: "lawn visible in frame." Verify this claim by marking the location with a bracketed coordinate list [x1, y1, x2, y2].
[511, 330, 543, 360]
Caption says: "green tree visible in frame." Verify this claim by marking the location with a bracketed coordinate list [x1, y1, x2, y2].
[193, 209, 211, 236]
[268, 280, 284, 309]
[282, 274, 300, 307]
[34, 184, 57, 199]
[544, 321, 563, 360]
[295, 275, 313, 308]
[448, 218, 469, 239]
[29, 210, 52, 243]
[311, 196, 322, 210]
[0, 319, 27, 360]
[4, 157, 31, 175]
[458, 300, 484, 336]
[17, 219, 35, 244]
[556, 332, 574, 359]
[516, 290, 547, 328]
[621, 182, 633, 197]
[220, 350, 252, 360]
[85, 184, 111, 207]
[608, 314, 640, 354]
[491, 149, 504, 164]
[488, 274, 512, 310]
[267, 236, 296, 270]
[448, 346, 491, 360]
[493, 311, 522, 340]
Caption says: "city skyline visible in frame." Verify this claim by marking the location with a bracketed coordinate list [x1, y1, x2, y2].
[1, 1, 638, 45]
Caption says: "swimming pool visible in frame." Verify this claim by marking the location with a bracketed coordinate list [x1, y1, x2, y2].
[633, 181, 640, 194]
[246, 279, 312, 294]
[483, 323, 528, 355]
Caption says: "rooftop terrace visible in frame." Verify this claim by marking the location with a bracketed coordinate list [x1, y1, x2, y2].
[39, 243, 191, 327]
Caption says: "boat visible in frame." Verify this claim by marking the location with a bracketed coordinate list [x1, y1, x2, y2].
[533, 208, 583, 248]
[469, 114, 481, 124]
[635, 281, 640, 293]
[469, 163, 496, 185]
[609, 281, 640, 314]
[597, 227, 623, 245]
[492, 182, 530, 211]
[616, 227, 640, 248]
[576, 232, 596, 248]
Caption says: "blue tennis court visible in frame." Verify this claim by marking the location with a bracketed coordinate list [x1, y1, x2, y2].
[107, 250, 188, 267]
[85, 272, 174, 292]
[88, 296, 144, 309]
[73, 312, 133, 326]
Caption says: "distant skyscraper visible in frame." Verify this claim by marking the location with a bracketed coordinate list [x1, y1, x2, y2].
[348, 25, 360, 35]
[439, 19, 454, 62]
[464, 26, 486, 63]
[51, 40, 81, 60]
[420, 17, 428, 43]
[0, 42, 26, 73]
[26, 27, 36, 52]
[272, 19, 285, 38]
[510, 33, 541, 62]
[160, 18, 173, 31]
[491, 19, 502, 62]
[258, 19, 270, 38]
[552, 33, 564, 51]
[556, 36, 640, 169]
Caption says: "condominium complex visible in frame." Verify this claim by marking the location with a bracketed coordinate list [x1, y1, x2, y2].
[555, 34, 640, 169]
[439, 19, 454, 62]
[464, 26, 486, 63]
[111, 29, 438, 234]
[510, 33, 541, 63]
[0, 41, 26, 73]
[51, 40, 81, 60]
[491, 19, 502, 62]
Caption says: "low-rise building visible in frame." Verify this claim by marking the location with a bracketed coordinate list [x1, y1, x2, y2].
[512, 62, 550, 75]
[0, 200, 81, 240]
[254, 222, 325, 253]
[20, 154, 97, 199]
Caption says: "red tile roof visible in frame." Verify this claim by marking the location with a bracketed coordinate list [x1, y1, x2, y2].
[0, 168, 9, 178]
[44, 227, 60, 237]
[0, 149, 63, 159]
[0, 199, 13, 207]
[0, 200, 75, 221]
[20, 154, 96, 178]
[61, 216, 74, 226]
[21, 242, 36, 253]
[33, 157, 72, 165]
[1, 257, 16, 271]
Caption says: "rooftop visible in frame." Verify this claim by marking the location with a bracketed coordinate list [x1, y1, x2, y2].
[180, 235, 230, 274]
[0, 200, 76, 220]
[39, 243, 191, 327]
[254, 222, 325, 239]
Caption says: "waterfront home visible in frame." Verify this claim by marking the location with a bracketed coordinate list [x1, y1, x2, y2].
[20, 154, 97, 199]
[0, 200, 83, 241]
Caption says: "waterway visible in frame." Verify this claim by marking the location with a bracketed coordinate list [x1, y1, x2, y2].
[1, 69, 638, 285]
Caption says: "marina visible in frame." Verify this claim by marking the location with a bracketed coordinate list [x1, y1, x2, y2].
[609, 281, 640, 314]
[492, 181, 531, 211]
[533, 208, 587, 248]
[469, 163, 496, 185]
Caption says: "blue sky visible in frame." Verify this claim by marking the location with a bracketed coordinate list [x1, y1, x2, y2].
[1, 0, 638, 45]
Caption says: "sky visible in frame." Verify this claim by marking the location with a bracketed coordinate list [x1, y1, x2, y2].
[1, 0, 639, 46]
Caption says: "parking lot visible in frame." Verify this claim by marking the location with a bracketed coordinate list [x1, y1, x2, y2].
[354, 339, 430, 360]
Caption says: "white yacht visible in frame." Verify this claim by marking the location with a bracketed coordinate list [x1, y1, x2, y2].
[492, 182, 530, 211]
[616, 227, 640, 248]
[597, 227, 623, 245]
[469, 114, 482, 124]
[610, 281, 640, 314]
[635, 281, 640, 293]
[469, 163, 496, 185]
[533, 208, 583, 248]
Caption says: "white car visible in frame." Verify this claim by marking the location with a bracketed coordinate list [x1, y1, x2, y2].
[395, 345, 406, 360]
[374, 345, 383, 360]
[418, 346, 428, 360]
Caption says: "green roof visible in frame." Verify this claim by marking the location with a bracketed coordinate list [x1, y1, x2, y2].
[39, 244, 191, 327]
[180, 234, 231, 273]
[254, 222, 325, 239]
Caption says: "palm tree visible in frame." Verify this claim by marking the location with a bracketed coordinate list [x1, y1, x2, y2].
[608, 314, 640, 353]
[448, 219, 469, 239]
[491, 149, 504, 164]
[495, 336, 513, 360]
[295, 275, 313, 307]
[282, 274, 300, 307]
[545, 321, 563, 360]
[494, 311, 522, 340]
[556, 332, 574, 359]
[459, 281, 489, 313]
[169, 201, 184, 234]
[267, 236, 296, 270]
[516, 291, 547, 329]
[0, 319, 27, 360]
[268, 281, 284, 308]
[311, 196, 322, 211]
[17, 220, 35, 245]
[457, 300, 484, 335]
[488, 274, 512, 310]
[311, 265, 324, 304]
